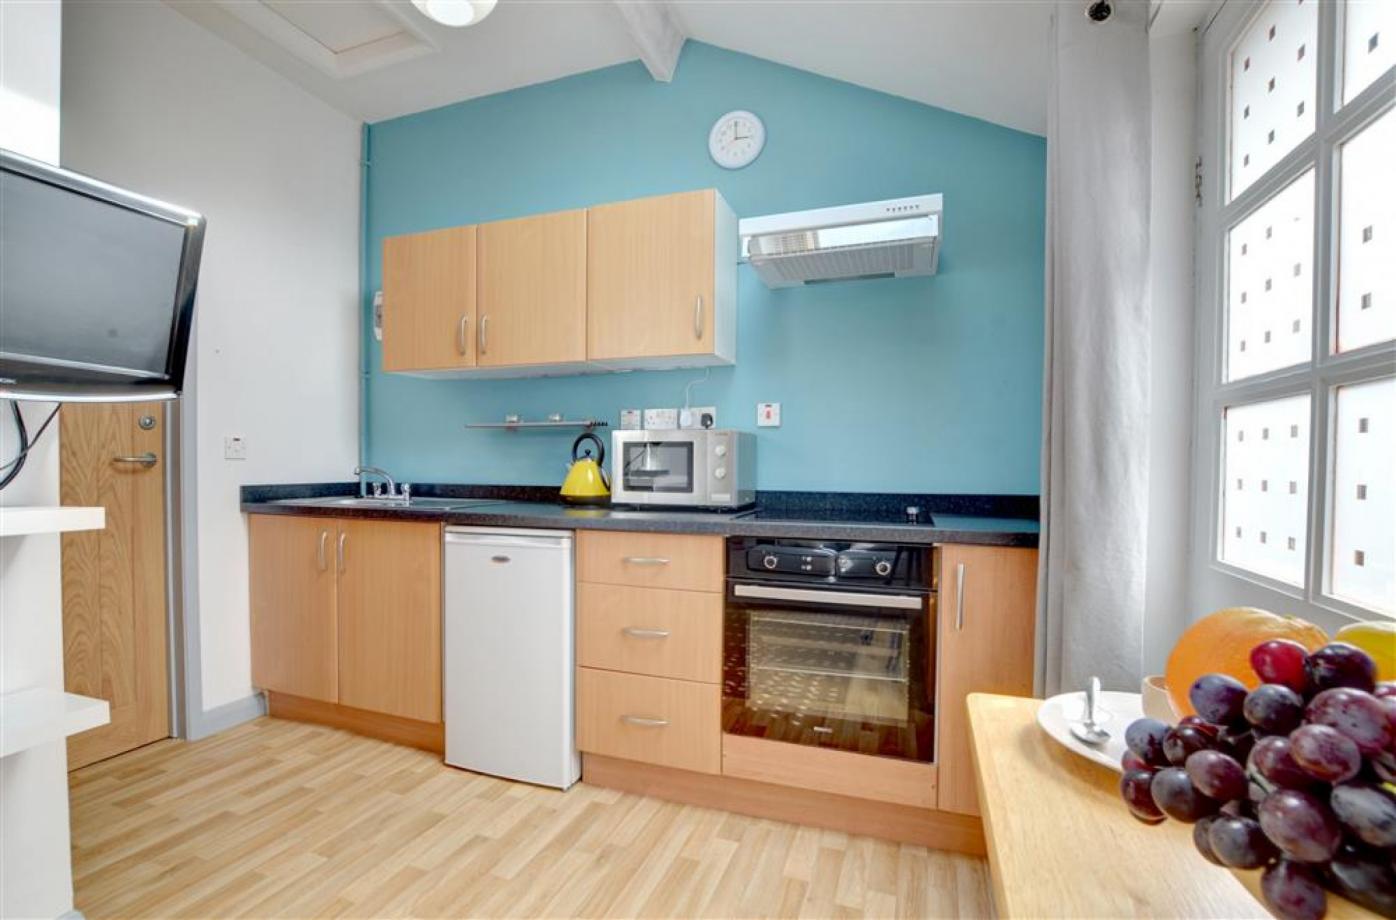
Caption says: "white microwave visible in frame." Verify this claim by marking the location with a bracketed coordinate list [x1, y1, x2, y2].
[610, 429, 755, 509]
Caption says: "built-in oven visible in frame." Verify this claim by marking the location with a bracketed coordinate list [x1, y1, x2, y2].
[722, 537, 935, 763]
[611, 429, 755, 509]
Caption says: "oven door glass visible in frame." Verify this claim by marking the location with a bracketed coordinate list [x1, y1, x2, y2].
[723, 588, 934, 762]
[619, 441, 694, 493]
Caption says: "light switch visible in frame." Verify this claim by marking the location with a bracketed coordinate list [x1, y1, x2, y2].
[224, 436, 247, 460]
[757, 402, 781, 427]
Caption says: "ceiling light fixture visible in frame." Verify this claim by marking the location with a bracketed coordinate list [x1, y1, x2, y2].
[410, 0, 497, 28]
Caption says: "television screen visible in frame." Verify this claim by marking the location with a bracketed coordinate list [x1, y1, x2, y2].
[0, 149, 203, 401]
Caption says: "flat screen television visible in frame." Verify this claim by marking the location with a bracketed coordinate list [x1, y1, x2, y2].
[0, 147, 204, 402]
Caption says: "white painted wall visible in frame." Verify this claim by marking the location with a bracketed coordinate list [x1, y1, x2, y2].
[60, 0, 361, 715]
[0, 3, 75, 917]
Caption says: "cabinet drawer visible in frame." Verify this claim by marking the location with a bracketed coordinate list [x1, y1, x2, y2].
[577, 584, 722, 683]
[577, 531, 723, 592]
[576, 668, 720, 774]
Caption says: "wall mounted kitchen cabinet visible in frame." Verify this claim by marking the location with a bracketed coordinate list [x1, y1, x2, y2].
[379, 189, 736, 377]
[381, 225, 477, 372]
[586, 189, 736, 369]
[249, 514, 442, 725]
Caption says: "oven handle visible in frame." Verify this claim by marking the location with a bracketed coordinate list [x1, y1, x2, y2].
[732, 583, 923, 610]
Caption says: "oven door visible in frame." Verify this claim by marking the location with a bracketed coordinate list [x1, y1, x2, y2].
[722, 582, 934, 763]
[612, 432, 707, 505]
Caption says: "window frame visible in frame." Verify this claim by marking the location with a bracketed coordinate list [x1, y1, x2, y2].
[1192, 0, 1396, 623]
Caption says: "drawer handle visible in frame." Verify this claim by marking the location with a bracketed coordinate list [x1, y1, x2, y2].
[621, 627, 671, 639]
[491, 555, 511, 564]
[620, 715, 670, 728]
[622, 556, 670, 566]
[955, 562, 966, 631]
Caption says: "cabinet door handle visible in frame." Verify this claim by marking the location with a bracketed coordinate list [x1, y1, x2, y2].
[478, 314, 488, 355]
[694, 294, 704, 339]
[955, 562, 966, 631]
[317, 530, 329, 571]
[621, 627, 671, 639]
[620, 715, 670, 728]
[337, 532, 347, 573]
[112, 452, 158, 468]
[456, 315, 469, 355]
[622, 556, 670, 566]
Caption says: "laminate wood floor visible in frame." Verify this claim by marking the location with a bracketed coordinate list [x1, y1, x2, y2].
[69, 717, 991, 919]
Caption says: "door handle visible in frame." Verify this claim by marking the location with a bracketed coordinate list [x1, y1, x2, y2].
[317, 530, 329, 572]
[478, 314, 488, 355]
[620, 715, 670, 728]
[694, 294, 704, 339]
[112, 452, 158, 468]
[337, 532, 347, 573]
[457, 315, 469, 355]
[622, 556, 670, 566]
[621, 627, 671, 639]
[955, 562, 966, 631]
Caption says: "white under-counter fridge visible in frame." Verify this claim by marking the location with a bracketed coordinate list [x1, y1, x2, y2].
[443, 527, 580, 789]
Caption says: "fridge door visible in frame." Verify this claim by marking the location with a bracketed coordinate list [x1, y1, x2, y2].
[444, 528, 579, 788]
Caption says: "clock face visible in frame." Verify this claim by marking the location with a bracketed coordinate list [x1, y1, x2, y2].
[708, 110, 765, 170]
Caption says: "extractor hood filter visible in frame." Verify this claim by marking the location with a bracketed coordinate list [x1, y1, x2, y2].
[739, 194, 942, 288]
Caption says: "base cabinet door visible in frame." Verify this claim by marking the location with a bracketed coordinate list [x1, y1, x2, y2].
[250, 515, 338, 703]
[936, 544, 1038, 816]
[335, 519, 443, 722]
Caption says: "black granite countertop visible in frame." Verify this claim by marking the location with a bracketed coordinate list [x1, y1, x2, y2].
[240, 483, 1040, 548]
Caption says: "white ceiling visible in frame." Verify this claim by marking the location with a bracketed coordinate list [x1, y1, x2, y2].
[168, 0, 1054, 135]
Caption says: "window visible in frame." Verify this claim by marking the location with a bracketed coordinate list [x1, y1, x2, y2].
[1197, 0, 1396, 620]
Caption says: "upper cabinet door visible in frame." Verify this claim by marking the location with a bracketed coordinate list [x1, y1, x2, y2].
[587, 190, 718, 361]
[382, 225, 477, 372]
[477, 209, 587, 367]
[935, 544, 1039, 817]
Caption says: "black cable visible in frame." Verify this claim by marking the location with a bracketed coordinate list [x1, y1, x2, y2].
[0, 400, 61, 491]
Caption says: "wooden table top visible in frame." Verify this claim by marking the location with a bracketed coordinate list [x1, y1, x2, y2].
[967, 693, 1269, 919]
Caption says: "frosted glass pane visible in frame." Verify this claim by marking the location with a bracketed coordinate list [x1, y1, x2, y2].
[1226, 171, 1314, 381]
[1221, 394, 1311, 586]
[1343, 0, 1396, 104]
[1230, 0, 1318, 200]
[1337, 109, 1396, 352]
[1331, 377, 1396, 614]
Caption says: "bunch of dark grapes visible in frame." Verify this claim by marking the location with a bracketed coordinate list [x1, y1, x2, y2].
[1120, 640, 1396, 920]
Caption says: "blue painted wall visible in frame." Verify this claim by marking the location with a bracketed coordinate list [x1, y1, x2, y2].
[363, 42, 1045, 493]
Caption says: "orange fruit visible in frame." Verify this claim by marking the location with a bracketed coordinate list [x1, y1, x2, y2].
[1165, 607, 1328, 717]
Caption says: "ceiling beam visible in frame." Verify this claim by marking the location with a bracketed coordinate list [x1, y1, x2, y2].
[611, 1, 686, 82]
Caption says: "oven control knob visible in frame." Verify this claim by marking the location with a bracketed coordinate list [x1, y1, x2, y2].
[713, 467, 727, 480]
[874, 559, 893, 577]
[762, 554, 780, 570]
[714, 445, 728, 457]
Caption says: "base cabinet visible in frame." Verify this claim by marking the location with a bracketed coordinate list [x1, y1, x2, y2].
[249, 514, 442, 725]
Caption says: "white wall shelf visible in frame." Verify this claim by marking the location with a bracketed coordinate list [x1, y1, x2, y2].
[0, 506, 105, 538]
[0, 688, 110, 759]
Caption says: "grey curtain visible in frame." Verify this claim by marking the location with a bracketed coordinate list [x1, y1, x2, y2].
[1038, 0, 1153, 696]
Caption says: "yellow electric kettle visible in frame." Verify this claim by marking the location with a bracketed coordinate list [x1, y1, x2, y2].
[560, 432, 611, 504]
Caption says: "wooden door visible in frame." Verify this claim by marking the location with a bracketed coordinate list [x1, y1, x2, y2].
[936, 544, 1039, 816]
[587, 189, 715, 360]
[336, 519, 442, 722]
[249, 514, 338, 702]
[382, 225, 477, 371]
[60, 402, 169, 769]
[477, 209, 587, 367]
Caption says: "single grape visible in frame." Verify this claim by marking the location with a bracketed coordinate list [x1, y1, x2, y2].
[1120, 769, 1165, 824]
[1258, 789, 1343, 862]
[1305, 686, 1394, 755]
[1121, 750, 1152, 773]
[1243, 683, 1306, 735]
[1248, 736, 1317, 790]
[1125, 718, 1171, 767]
[1190, 673, 1249, 725]
[1252, 639, 1311, 695]
[1217, 724, 1256, 763]
[1329, 782, 1396, 848]
[1185, 749, 1248, 802]
[1305, 642, 1377, 693]
[1163, 725, 1214, 766]
[1178, 714, 1222, 739]
[1192, 814, 1225, 866]
[1208, 815, 1278, 869]
[1289, 723, 1362, 783]
[1150, 767, 1220, 823]
[1377, 695, 1396, 747]
[1261, 860, 1327, 920]
[1373, 751, 1396, 785]
[1324, 845, 1396, 917]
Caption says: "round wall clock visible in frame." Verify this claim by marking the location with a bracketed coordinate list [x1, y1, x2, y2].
[708, 110, 765, 170]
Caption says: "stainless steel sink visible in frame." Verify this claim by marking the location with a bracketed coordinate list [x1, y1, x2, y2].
[271, 496, 503, 511]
